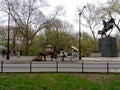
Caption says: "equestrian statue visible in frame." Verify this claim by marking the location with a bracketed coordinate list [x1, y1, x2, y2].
[98, 18, 115, 38]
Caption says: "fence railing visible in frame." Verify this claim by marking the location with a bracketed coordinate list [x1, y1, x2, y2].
[1, 61, 120, 73]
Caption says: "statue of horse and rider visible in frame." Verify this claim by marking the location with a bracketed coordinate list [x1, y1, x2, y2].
[98, 18, 115, 38]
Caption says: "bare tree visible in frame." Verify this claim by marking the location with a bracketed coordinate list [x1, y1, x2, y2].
[0, 26, 6, 45]
[96, 0, 120, 32]
[0, 0, 65, 55]
[45, 19, 73, 33]
[77, 3, 100, 51]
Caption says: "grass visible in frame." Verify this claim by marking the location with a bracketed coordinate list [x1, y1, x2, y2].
[0, 73, 120, 90]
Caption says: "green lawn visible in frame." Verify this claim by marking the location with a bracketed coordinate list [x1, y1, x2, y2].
[0, 73, 120, 90]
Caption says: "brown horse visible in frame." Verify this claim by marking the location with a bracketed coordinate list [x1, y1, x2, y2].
[38, 50, 57, 61]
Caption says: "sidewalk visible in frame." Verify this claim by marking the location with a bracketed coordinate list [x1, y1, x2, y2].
[0, 56, 33, 62]
[82, 57, 120, 62]
[0, 56, 120, 62]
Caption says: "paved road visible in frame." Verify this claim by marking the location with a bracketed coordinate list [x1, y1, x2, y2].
[0, 56, 120, 73]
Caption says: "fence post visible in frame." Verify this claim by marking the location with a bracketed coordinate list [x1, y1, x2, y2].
[56, 61, 58, 72]
[30, 61, 32, 73]
[82, 61, 84, 73]
[107, 62, 109, 73]
[1, 61, 3, 73]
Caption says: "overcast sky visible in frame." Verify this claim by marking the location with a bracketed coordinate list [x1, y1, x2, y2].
[47, 0, 108, 33]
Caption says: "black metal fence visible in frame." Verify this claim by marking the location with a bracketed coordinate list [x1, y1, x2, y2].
[1, 61, 120, 73]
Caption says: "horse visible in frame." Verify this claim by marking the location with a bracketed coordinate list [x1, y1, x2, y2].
[32, 50, 57, 61]
[98, 18, 115, 38]
[40, 50, 57, 61]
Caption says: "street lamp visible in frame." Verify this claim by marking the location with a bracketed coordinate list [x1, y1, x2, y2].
[79, 13, 81, 60]
[78, 6, 86, 60]
[6, 0, 10, 60]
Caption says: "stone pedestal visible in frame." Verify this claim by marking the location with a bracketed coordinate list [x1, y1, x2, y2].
[98, 37, 118, 57]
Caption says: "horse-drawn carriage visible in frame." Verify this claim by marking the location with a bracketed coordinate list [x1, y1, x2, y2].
[32, 46, 79, 62]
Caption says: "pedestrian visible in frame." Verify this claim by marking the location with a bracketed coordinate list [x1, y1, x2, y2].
[59, 46, 65, 61]
[10, 49, 14, 56]
[17, 50, 20, 57]
[1, 50, 7, 58]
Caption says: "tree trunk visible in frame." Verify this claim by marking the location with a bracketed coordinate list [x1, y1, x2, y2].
[24, 41, 29, 56]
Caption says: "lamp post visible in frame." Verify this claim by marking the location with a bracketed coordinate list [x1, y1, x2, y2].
[79, 13, 81, 60]
[78, 6, 86, 60]
[6, 0, 10, 60]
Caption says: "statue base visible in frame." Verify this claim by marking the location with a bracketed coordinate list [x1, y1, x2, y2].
[98, 37, 118, 57]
